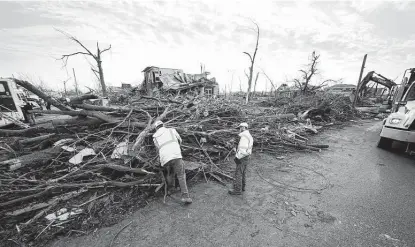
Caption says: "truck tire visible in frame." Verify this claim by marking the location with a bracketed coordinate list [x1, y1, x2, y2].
[377, 137, 393, 149]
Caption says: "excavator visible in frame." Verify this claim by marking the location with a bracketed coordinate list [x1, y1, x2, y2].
[377, 68, 415, 151]
[354, 71, 397, 108]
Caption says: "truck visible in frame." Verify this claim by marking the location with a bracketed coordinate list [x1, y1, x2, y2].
[0, 78, 26, 127]
[377, 68, 415, 150]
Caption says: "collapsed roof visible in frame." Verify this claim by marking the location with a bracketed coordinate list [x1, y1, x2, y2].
[159, 73, 217, 91]
[141, 66, 218, 92]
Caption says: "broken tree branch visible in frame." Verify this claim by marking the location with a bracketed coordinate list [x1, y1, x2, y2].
[13, 79, 72, 111]
[94, 163, 155, 175]
[101, 45, 112, 53]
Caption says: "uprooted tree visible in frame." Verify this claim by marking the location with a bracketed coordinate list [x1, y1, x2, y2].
[243, 21, 260, 104]
[57, 29, 111, 97]
[293, 51, 341, 94]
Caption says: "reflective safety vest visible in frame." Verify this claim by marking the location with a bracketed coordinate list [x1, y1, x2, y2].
[236, 130, 253, 159]
[153, 127, 182, 166]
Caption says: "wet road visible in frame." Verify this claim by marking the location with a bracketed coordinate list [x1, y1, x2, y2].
[51, 120, 415, 247]
[308, 120, 415, 246]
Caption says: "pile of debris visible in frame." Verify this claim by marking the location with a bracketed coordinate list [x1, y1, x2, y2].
[261, 93, 359, 122]
[0, 80, 329, 246]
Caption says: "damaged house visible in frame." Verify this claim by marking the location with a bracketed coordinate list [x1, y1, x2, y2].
[140, 66, 219, 97]
[276, 84, 301, 98]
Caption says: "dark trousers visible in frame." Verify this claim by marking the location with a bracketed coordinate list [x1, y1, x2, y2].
[164, 158, 188, 194]
[27, 113, 35, 125]
[233, 156, 249, 192]
[21, 108, 28, 122]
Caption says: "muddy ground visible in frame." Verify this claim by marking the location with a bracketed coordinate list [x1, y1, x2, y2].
[48, 120, 415, 247]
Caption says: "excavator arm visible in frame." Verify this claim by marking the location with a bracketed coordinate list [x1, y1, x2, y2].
[354, 71, 397, 105]
[359, 71, 396, 91]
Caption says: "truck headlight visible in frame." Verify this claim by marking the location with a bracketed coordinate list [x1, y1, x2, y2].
[390, 118, 402, 124]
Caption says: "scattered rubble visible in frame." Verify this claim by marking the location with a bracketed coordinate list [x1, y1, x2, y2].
[260, 93, 359, 122]
[0, 79, 370, 246]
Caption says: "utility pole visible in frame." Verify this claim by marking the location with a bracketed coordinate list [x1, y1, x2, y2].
[353, 54, 367, 107]
[63, 80, 67, 95]
[62, 77, 70, 96]
[72, 68, 78, 95]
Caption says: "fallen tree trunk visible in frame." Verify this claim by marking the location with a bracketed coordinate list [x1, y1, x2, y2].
[0, 188, 52, 208]
[94, 163, 154, 175]
[281, 142, 321, 152]
[0, 179, 149, 208]
[0, 126, 55, 137]
[31, 110, 151, 129]
[0, 146, 62, 171]
[5, 189, 86, 216]
[67, 94, 98, 104]
[30, 110, 118, 124]
[307, 144, 329, 149]
[73, 104, 131, 112]
[13, 79, 72, 111]
[0, 118, 104, 137]
[51, 116, 104, 127]
[19, 133, 56, 145]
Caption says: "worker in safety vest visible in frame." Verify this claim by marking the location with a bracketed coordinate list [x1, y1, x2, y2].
[229, 122, 254, 195]
[152, 120, 192, 204]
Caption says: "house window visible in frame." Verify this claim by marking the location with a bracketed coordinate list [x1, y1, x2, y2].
[205, 88, 213, 97]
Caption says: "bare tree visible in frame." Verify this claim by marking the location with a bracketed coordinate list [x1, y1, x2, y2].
[57, 29, 111, 97]
[252, 72, 260, 95]
[229, 70, 235, 96]
[293, 51, 342, 93]
[293, 51, 320, 94]
[238, 77, 243, 93]
[242, 21, 260, 104]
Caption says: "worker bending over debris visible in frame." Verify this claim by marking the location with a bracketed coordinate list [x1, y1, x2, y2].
[22, 100, 36, 125]
[229, 122, 254, 195]
[152, 120, 192, 204]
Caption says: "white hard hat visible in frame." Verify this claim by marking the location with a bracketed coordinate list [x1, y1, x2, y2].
[239, 122, 248, 128]
[154, 120, 164, 128]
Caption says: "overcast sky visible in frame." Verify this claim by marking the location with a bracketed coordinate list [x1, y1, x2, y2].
[0, 0, 414, 93]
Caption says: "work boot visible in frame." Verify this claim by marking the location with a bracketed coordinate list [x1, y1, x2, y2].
[228, 189, 242, 195]
[181, 193, 193, 204]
